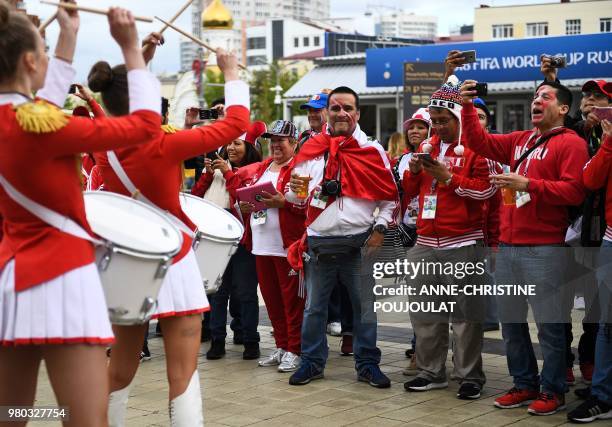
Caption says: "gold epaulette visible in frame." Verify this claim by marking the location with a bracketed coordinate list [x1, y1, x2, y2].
[14, 100, 69, 134]
[161, 124, 181, 134]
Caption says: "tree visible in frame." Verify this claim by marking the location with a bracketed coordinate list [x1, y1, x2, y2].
[249, 61, 301, 126]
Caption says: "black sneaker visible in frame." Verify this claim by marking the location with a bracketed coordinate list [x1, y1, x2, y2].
[567, 396, 612, 423]
[457, 382, 481, 400]
[357, 365, 391, 389]
[206, 339, 225, 360]
[140, 341, 151, 362]
[200, 328, 211, 343]
[242, 342, 260, 360]
[289, 363, 324, 385]
[575, 387, 592, 400]
[405, 348, 415, 359]
[404, 377, 448, 392]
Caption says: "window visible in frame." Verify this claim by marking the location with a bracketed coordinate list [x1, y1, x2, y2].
[247, 37, 265, 50]
[246, 55, 267, 66]
[526, 22, 548, 37]
[294, 37, 299, 47]
[303, 37, 309, 47]
[492, 24, 513, 39]
[601, 18, 612, 32]
[566, 19, 581, 35]
[314, 36, 320, 47]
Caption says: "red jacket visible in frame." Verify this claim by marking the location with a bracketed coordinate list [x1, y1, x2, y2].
[402, 136, 496, 246]
[95, 105, 249, 263]
[462, 102, 589, 245]
[0, 103, 162, 291]
[583, 135, 612, 240]
[240, 158, 307, 251]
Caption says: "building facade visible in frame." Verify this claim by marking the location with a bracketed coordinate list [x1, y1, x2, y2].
[378, 12, 437, 40]
[474, 0, 612, 41]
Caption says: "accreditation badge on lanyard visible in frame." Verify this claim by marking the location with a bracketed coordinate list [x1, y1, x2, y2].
[252, 210, 268, 225]
[515, 133, 538, 208]
[421, 180, 438, 219]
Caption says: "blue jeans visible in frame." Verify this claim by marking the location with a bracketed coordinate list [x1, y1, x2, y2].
[496, 244, 569, 395]
[209, 244, 260, 343]
[592, 240, 612, 404]
[327, 282, 353, 333]
[301, 234, 381, 372]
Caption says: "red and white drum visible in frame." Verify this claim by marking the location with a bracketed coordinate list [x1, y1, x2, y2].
[83, 191, 183, 324]
[179, 193, 244, 294]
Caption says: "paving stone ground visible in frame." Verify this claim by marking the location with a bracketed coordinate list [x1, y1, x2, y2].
[28, 303, 588, 426]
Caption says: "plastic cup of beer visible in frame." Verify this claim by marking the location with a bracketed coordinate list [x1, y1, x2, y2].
[296, 176, 311, 199]
[502, 188, 516, 206]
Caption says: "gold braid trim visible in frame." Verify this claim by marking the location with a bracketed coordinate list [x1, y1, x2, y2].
[161, 124, 181, 134]
[14, 100, 69, 134]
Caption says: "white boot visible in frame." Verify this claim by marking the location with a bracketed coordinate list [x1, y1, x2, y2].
[108, 383, 132, 427]
[169, 370, 204, 427]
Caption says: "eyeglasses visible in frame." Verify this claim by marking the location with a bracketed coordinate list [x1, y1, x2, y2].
[582, 91, 608, 100]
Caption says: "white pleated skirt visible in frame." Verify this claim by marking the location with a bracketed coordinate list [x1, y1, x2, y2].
[0, 260, 114, 346]
[152, 249, 209, 319]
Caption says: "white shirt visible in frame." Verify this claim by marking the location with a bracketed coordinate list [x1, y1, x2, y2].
[286, 125, 397, 237]
[250, 169, 287, 256]
[397, 153, 419, 225]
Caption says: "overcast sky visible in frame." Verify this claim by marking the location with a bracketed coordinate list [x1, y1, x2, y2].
[26, 0, 561, 81]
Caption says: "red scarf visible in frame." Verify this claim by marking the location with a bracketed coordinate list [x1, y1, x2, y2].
[294, 131, 397, 202]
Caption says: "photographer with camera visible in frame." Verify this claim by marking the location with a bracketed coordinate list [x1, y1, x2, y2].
[460, 78, 589, 415]
[284, 86, 398, 388]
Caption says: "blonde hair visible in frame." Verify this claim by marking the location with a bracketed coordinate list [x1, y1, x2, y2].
[387, 132, 405, 159]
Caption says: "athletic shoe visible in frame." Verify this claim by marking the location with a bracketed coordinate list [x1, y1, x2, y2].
[457, 383, 481, 400]
[405, 348, 415, 358]
[340, 334, 353, 356]
[494, 387, 538, 409]
[402, 353, 418, 376]
[278, 352, 300, 373]
[206, 339, 225, 360]
[140, 341, 151, 362]
[567, 367, 576, 386]
[258, 348, 285, 367]
[567, 396, 612, 423]
[358, 365, 391, 388]
[242, 342, 260, 360]
[404, 377, 448, 392]
[289, 363, 324, 385]
[326, 322, 342, 336]
[580, 363, 594, 384]
[528, 392, 566, 415]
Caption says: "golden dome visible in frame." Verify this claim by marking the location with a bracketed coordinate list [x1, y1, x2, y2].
[202, 0, 234, 30]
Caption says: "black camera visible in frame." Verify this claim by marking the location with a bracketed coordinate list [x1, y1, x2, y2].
[68, 84, 78, 94]
[542, 54, 567, 68]
[474, 82, 488, 97]
[199, 108, 219, 120]
[321, 180, 341, 197]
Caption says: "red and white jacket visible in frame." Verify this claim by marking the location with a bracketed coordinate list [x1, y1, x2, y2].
[96, 80, 250, 264]
[462, 102, 589, 245]
[0, 60, 163, 292]
[583, 135, 612, 242]
[402, 136, 497, 248]
[238, 158, 307, 251]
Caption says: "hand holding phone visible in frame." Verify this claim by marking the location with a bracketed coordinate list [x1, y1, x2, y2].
[415, 152, 436, 164]
[592, 107, 612, 122]
[459, 50, 476, 64]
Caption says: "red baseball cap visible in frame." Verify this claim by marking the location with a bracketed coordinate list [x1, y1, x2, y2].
[240, 121, 267, 145]
[582, 80, 612, 98]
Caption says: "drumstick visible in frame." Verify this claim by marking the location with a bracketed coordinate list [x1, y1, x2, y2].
[39, 1, 154, 23]
[38, 10, 58, 32]
[154, 16, 248, 71]
[158, 0, 195, 34]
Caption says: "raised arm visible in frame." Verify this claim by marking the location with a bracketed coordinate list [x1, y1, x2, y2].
[583, 123, 612, 191]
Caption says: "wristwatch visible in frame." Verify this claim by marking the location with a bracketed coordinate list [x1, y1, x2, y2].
[373, 224, 387, 235]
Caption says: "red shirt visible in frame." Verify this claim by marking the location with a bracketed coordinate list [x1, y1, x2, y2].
[0, 105, 162, 291]
[402, 136, 496, 245]
[461, 102, 589, 245]
[95, 105, 249, 263]
[583, 135, 612, 236]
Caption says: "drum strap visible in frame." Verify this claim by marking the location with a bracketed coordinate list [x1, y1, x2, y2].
[0, 173, 104, 245]
[106, 151, 196, 238]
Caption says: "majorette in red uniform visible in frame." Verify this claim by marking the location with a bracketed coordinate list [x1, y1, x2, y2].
[0, 4, 162, 425]
[73, 96, 107, 191]
[91, 41, 249, 426]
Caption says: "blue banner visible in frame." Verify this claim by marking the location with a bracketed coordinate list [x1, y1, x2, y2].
[366, 33, 612, 87]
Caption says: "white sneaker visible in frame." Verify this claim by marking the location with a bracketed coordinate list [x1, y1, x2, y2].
[574, 296, 586, 310]
[278, 352, 300, 372]
[258, 348, 285, 367]
[326, 322, 341, 336]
